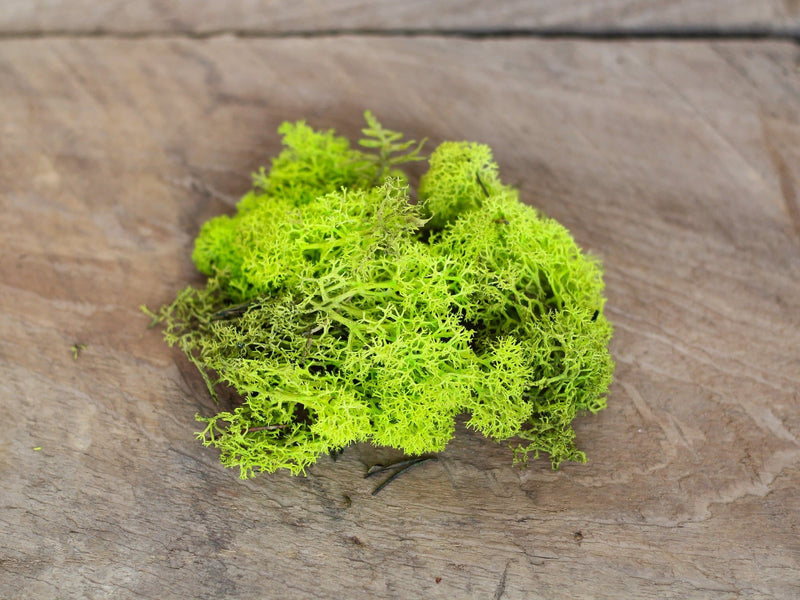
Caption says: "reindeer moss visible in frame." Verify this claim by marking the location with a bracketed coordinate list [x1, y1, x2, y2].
[148, 113, 614, 478]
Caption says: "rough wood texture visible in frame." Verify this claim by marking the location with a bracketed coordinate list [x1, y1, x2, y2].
[0, 1, 798, 34]
[1, 36, 799, 599]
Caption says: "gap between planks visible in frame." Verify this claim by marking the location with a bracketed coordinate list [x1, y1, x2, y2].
[0, 26, 798, 42]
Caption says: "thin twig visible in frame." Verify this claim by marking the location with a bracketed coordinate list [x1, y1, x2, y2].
[211, 301, 257, 320]
[364, 457, 426, 478]
[300, 325, 324, 365]
[476, 172, 489, 197]
[370, 456, 438, 496]
[246, 424, 288, 433]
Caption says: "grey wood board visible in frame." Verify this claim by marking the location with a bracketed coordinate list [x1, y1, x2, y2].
[1, 36, 799, 599]
[0, 1, 798, 35]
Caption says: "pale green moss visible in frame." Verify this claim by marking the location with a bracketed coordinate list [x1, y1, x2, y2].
[149, 113, 614, 478]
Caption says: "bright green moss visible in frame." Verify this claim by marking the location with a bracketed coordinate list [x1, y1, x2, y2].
[149, 113, 614, 478]
[419, 141, 503, 229]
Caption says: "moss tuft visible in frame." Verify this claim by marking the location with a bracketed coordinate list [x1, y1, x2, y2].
[149, 113, 614, 477]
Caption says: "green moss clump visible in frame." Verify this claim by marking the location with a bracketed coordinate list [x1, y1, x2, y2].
[149, 113, 614, 478]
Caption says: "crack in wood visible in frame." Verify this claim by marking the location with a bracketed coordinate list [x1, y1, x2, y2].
[493, 561, 512, 600]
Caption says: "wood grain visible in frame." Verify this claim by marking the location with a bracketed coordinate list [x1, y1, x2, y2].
[1, 36, 799, 599]
[0, 1, 798, 35]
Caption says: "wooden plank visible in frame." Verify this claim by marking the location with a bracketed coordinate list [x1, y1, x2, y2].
[0, 1, 798, 35]
[1, 36, 799, 599]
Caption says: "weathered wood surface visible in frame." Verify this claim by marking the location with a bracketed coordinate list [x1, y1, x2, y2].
[1, 36, 799, 599]
[1, 1, 798, 35]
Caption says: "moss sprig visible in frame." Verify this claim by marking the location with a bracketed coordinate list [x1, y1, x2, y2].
[148, 113, 614, 478]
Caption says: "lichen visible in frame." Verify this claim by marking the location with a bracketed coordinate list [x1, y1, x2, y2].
[148, 113, 614, 478]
